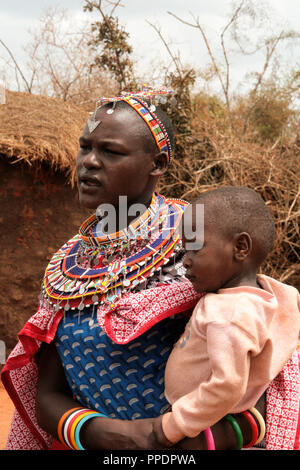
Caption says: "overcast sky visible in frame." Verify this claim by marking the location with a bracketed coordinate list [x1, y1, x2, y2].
[0, 0, 299, 95]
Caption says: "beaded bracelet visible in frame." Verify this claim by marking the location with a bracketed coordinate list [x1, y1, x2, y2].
[58, 408, 91, 449]
[57, 407, 81, 447]
[225, 414, 243, 450]
[74, 412, 104, 450]
[69, 410, 97, 450]
[203, 408, 265, 450]
[248, 407, 266, 445]
[64, 408, 90, 449]
[203, 427, 215, 450]
[57, 407, 107, 450]
[241, 410, 259, 448]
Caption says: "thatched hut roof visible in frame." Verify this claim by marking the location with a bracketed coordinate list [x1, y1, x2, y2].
[0, 90, 89, 184]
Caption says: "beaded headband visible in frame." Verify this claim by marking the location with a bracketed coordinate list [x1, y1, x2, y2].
[88, 85, 174, 162]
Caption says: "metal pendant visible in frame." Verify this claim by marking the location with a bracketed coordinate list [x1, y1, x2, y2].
[87, 112, 102, 134]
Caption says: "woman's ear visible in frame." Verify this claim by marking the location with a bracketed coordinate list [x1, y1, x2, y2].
[233, 232, 252, 261]
[150, 152, 169, 177]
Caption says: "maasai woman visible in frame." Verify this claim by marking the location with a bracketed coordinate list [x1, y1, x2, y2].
[2, 87, 299, 451]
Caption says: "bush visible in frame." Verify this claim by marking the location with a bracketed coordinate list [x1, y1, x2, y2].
[158, 95, 300, 288]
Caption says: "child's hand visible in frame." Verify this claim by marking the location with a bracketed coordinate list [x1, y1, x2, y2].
[151, 415, 174, 448]
[152, 415, 206, 450]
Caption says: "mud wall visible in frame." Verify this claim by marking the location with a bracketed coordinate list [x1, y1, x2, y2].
[0, 158, 89, 357]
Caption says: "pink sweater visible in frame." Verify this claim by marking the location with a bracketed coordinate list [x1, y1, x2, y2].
[162, 274, 300, 443]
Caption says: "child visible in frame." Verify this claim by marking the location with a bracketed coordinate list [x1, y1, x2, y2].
[156, 186, 300, 446]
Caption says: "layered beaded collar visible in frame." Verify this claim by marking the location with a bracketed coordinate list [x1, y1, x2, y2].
[41, 193, 187, 314]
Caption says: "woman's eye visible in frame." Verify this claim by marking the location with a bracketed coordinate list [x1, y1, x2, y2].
[80, 144, 91, 151]
[104, 148, 121, 155]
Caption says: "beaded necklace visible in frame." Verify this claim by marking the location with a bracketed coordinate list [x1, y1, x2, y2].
[41, 193, 187, 313]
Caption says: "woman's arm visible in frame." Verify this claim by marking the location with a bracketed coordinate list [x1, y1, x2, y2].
[36, 341, 160, 450]
[36, 341, 79, 440]
[36, 341, 266, 450]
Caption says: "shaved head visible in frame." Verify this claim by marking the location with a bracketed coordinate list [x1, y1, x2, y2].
[192, 186, 276, 265]
[100, 101, 174, 158]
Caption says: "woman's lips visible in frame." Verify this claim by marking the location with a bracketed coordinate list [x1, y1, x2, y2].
[79, 177, 102, 191]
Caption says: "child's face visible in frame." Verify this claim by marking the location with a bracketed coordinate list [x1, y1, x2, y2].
[182, 204, 238, 293]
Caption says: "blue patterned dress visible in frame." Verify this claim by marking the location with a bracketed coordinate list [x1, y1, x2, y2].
[55, 305, 188, 420]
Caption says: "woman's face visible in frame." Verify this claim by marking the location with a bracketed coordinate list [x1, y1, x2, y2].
[76, 106, 156, 211]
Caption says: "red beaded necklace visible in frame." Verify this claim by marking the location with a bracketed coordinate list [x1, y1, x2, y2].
[41, 193, 187, 312]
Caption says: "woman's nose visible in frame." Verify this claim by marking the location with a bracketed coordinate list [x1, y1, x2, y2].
[182, 252, 192, 268]
[83, 148, 101, 170]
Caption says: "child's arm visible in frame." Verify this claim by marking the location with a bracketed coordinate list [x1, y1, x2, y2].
[159, 321, 261, 445]
[37, 339, 264, 450]
[153, 391, 266, 449]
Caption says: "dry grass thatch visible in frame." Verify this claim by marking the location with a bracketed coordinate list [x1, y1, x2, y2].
[159, 114, 300, 287]
[0, 91, 89, 184]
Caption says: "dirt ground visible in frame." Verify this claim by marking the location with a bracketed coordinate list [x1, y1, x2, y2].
[0, 381, 14, 450]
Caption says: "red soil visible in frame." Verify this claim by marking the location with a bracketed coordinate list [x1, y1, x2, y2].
[0, 381, 14, 450]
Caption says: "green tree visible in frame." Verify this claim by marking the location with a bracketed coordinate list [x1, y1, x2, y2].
[84, 0, 137, 93]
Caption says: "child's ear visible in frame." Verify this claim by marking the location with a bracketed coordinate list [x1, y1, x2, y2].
[233, 232, 252, 261]
[150, 152, 169, 177]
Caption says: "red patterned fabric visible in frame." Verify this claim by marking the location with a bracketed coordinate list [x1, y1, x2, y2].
[99, 281, 200, 344]
[266, 350, 300, 450]
[1, 281, 200, 450]
[1, 281, 300, 450]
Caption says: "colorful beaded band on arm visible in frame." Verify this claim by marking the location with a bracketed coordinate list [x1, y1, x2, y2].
[248, 407, 266, 445]
[241, 410, 259, 448]
[225, 414, 243, 450]
[74, 412, 104, 450]
[203, 427, 215, 450]
[57, 407, 82, 446]
[64, 408, 90, 449]
[57, 407, 107, 450]
[69, 410, 97, 450]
